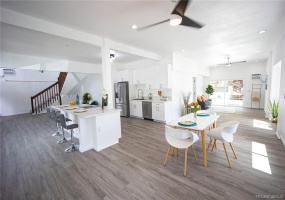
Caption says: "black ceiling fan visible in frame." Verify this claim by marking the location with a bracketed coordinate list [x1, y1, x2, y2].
[217, 57, 246, 67]
[137, 0, 204, 31]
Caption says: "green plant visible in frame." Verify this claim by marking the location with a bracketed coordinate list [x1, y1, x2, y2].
[268, 100, 279, 118]
[205, 84, 215, 96]
[82, 92, 91, 104]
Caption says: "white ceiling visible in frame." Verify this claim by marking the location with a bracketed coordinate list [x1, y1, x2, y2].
[1, 0, 285, 67]
[0, 22, 146, 64]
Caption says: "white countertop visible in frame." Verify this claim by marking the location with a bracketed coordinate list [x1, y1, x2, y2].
[53, 105, 121, 118]
[130, 99, 172, 103]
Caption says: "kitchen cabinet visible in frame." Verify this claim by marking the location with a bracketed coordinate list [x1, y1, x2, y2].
[130, 101, 143, 118]
[152, 101, 172, 122]
[145, 68, 155, 89]
[154, 65, 172, 89]
[132, 69, 146, 85]
[117, 70, 132, 82]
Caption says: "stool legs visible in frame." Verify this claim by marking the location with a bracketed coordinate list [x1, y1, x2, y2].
[52, 122, 62, 137]
[65, 129, 79, 152]
[57, 127, 70, 144]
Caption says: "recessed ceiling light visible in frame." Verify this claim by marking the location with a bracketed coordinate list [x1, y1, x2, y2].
[259, 30, 266, 34]
[131, 25, 137, 29]
[257, 50, 261, 53]
[181, 50, 185, 52]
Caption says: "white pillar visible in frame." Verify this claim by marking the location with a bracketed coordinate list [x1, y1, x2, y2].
[101, 44, 114, 109]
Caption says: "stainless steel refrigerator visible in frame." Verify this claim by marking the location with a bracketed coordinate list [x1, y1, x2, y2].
[114, 81, 130, 117]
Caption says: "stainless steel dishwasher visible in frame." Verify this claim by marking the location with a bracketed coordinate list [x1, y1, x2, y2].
[142, 101, 152, 120]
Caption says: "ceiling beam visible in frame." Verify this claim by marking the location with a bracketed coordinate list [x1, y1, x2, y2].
[104, 39, 162, 61]
[1, 8, 104, 47]
[1, 8, 162, 61]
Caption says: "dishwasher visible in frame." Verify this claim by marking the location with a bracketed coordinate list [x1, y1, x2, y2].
[142, 101, 152, 120]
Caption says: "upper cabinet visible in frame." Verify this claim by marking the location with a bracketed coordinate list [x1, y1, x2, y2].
[131, 64, 172, 89]
[132, 69, 146, 85]
[117, 70, 132, 82]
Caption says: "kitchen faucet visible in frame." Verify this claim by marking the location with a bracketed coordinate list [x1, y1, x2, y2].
[138, 89, 144, 99]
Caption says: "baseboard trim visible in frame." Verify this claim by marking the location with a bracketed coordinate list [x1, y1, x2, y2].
[280, 136, 285, 148]
[275, 131, 280, 139]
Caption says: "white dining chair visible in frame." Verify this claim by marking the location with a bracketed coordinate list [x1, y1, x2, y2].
[164, 126, 199, 176]
[206, 121, 239, 168]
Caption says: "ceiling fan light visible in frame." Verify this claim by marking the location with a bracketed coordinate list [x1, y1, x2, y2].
[169, 14, 182, 26]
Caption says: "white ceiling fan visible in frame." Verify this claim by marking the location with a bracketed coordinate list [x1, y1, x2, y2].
[217, 57, 246, 67]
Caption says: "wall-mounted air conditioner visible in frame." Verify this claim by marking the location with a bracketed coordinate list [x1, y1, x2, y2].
[3, 68, 15, 75]
[252, 74, 261, 80]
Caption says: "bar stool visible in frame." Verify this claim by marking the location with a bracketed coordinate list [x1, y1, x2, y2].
[50, 109, 62, 137]
[58, 114, 79, 152]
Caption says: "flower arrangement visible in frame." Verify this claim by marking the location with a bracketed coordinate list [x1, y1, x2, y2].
[101, 89, 108, 108]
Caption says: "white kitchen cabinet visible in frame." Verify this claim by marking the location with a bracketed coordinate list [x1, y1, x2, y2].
[154, 65, 172, 89]
[117, 70, 132, 82]
[132, 69, 146, 85]
[145, 68, 155, 89]
[152, 101, 172, 122]
[130, 101, 143, 118]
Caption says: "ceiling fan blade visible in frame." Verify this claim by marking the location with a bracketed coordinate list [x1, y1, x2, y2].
[230, 61, 246, 64]
[180, 16, 203, 28]
[217, 63, 228, 66]
[172, 0, 190, 16]
[137, 19, 170, 31]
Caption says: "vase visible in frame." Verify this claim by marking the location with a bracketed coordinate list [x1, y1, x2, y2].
[194, 112, 197, 118]
[272, 118, 278, 123]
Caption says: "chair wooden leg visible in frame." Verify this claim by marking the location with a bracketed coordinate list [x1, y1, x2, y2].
[229, 143, 237, 159]
[206, 139, 212, 153]
[172, 146, 174, 156]
[223, 143, 232, 168]
[176, 148, 179, 157]
[164, 145, 171, 166]
[191, 146, 198, 164]
[212, 139, 217, 151]
[215, 140, 218, 149]
[184, 148, 188, 176]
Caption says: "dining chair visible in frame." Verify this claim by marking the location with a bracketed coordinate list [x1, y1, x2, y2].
[206, 121, 239, 168]
[164, 125, 199, 176]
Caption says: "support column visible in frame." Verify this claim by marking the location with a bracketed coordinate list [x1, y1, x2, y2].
[101, 44, 113, 109]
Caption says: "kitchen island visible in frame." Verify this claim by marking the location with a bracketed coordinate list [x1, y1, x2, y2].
[53, 106, 122, 153]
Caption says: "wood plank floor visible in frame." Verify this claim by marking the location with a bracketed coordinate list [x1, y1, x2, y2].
[1, 108, 285, 200]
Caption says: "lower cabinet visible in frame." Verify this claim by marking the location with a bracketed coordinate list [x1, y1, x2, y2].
[152, 102, 172, 122]
[130, 101, 143, 118]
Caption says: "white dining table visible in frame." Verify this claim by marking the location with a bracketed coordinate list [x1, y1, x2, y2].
[166, 113, 220, 167]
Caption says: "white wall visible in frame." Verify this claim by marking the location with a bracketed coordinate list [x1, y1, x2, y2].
[171, 53, 207, 119]
[205, 61, 267, 108]
[268, 33, 285, 146]
[0, 69, 58, 116]
[2, 52, 102, 73]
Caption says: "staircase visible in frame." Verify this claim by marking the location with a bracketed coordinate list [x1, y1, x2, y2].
[31, 72, 68, 114]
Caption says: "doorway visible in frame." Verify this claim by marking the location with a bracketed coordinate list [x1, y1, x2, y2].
[209, 80, 244, 107]
[270, 61, 282, 101]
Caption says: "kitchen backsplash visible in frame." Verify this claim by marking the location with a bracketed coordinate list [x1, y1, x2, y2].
[131, 84, 172, 99]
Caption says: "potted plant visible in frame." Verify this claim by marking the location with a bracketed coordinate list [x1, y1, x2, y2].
[269, 100, 279, 123]
[82, 93, 91, 104]
[205, 84, 215, 107]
